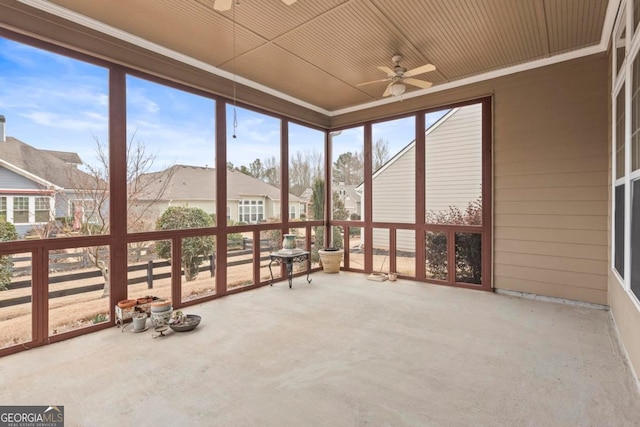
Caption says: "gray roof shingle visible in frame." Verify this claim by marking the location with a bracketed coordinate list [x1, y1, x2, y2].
[0, 137, 94, 189]
[136, 165, 303, 202]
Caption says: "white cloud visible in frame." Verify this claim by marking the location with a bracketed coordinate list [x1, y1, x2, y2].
[22, 111, 106, 132]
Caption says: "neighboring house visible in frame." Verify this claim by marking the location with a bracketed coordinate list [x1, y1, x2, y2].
[334, 182, 361, 219]
[299, 183, 361, 220]
[356, 104, 482, 251]
[132, 165, 306, 225]
[0, 119, 101, 236]
[298, 187, 313, 219]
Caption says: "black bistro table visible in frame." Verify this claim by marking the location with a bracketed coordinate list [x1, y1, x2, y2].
[268, 250, 312, 288]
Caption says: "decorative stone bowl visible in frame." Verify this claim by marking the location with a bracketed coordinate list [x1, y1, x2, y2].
[169, 315, 201, 332]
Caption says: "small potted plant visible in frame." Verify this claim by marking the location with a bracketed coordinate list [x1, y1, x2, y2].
[132, 312, 147, 332]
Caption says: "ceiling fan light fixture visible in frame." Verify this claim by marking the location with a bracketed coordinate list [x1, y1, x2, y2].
[390, 82, 406, 96]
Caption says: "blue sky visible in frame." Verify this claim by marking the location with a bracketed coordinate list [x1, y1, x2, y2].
[1, 36, 446, 173]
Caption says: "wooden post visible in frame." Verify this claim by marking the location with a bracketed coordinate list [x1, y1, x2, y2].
[147, 260, 153, 289]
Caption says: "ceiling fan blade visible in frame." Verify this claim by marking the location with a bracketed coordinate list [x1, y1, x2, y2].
[404, 64, 436, 77]
[214, 0, 232, 11]
[382, 82, 394, 97]
[376, 66, 395, 77]
[357, 78, 390, 86]
[404, 78, 433, 89]
[282, 0, 298, 4]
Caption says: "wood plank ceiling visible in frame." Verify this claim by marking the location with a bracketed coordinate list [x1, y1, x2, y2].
[43, 0, 609, 112]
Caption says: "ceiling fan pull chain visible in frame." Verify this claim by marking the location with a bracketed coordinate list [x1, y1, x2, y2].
[232, 0, 238, 138]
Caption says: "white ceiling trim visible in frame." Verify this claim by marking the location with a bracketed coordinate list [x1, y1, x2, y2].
[18, 0, 619, 118]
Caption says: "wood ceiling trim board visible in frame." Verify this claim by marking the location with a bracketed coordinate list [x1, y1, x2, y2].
[544, 0, 605, 54]
[534, 0, 551, 56]
[500, 3, 532, 60]
[156, 0, 273, 68]
[238, 0, 351, 41]
[362, 0, 437, 71]
[584, 0, 608, 47]
[475, 2, 535, 68]
[215, 2, 354, 79]
[274, 2, 417, 87]
[51, 0, 270, 68]
[367, 0, 452, 82]
[228, 43, 375, 110]
[442, 4, 496, 77]
[407, 0, 513, 80]
[464, 3, 504, 69]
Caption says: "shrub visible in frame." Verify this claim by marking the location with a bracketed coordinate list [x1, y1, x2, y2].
[425, 196, 482, 283]
[0, 220, 18, 291]
[155, 207, 215, 281]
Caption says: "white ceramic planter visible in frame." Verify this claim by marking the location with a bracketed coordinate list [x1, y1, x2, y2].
[318, 248, 344, 273]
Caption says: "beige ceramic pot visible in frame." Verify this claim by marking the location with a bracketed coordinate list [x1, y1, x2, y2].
[318, 248, 344, 273]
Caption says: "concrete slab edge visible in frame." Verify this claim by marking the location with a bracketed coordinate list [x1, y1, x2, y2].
[608, 311, 640, 394]
[494, 288, 609, 310]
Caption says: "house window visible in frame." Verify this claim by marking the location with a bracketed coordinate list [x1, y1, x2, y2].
[13, 197, 29, 224]
[289, 204, 296, 219]
[0, 197, 6, 221]
[226, 206, 231, 220]
[238, 200, 264, 223]
[613, 2, 640, 303]
[35, 197, 51, 223]
[615, 13, 626, 78]
[617, 86, 626, 180]
[632, 180, 640, 297]
[615, 86, 626, 278]
[615, 185, 625, 278]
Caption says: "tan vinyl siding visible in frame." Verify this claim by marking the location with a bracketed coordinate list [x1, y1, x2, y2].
[493, 56, 608, 305]
[495, 239, 607, 260]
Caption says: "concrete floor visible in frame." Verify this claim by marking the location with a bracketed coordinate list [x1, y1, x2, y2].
[1, 272, 639, 426]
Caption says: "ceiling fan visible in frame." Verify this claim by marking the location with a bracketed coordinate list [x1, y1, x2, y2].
[357, 54, 436, 97]
[214, 0, 297, 10]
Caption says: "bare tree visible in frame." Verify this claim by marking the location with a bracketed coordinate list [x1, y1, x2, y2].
[289, 149, 323, 196]
[237, 158, 264, 180]
[248, 158, 264, 179]
[65, 132, 173, 297]
[262, 156, 280, 187]
[373, 138, 391, 171]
